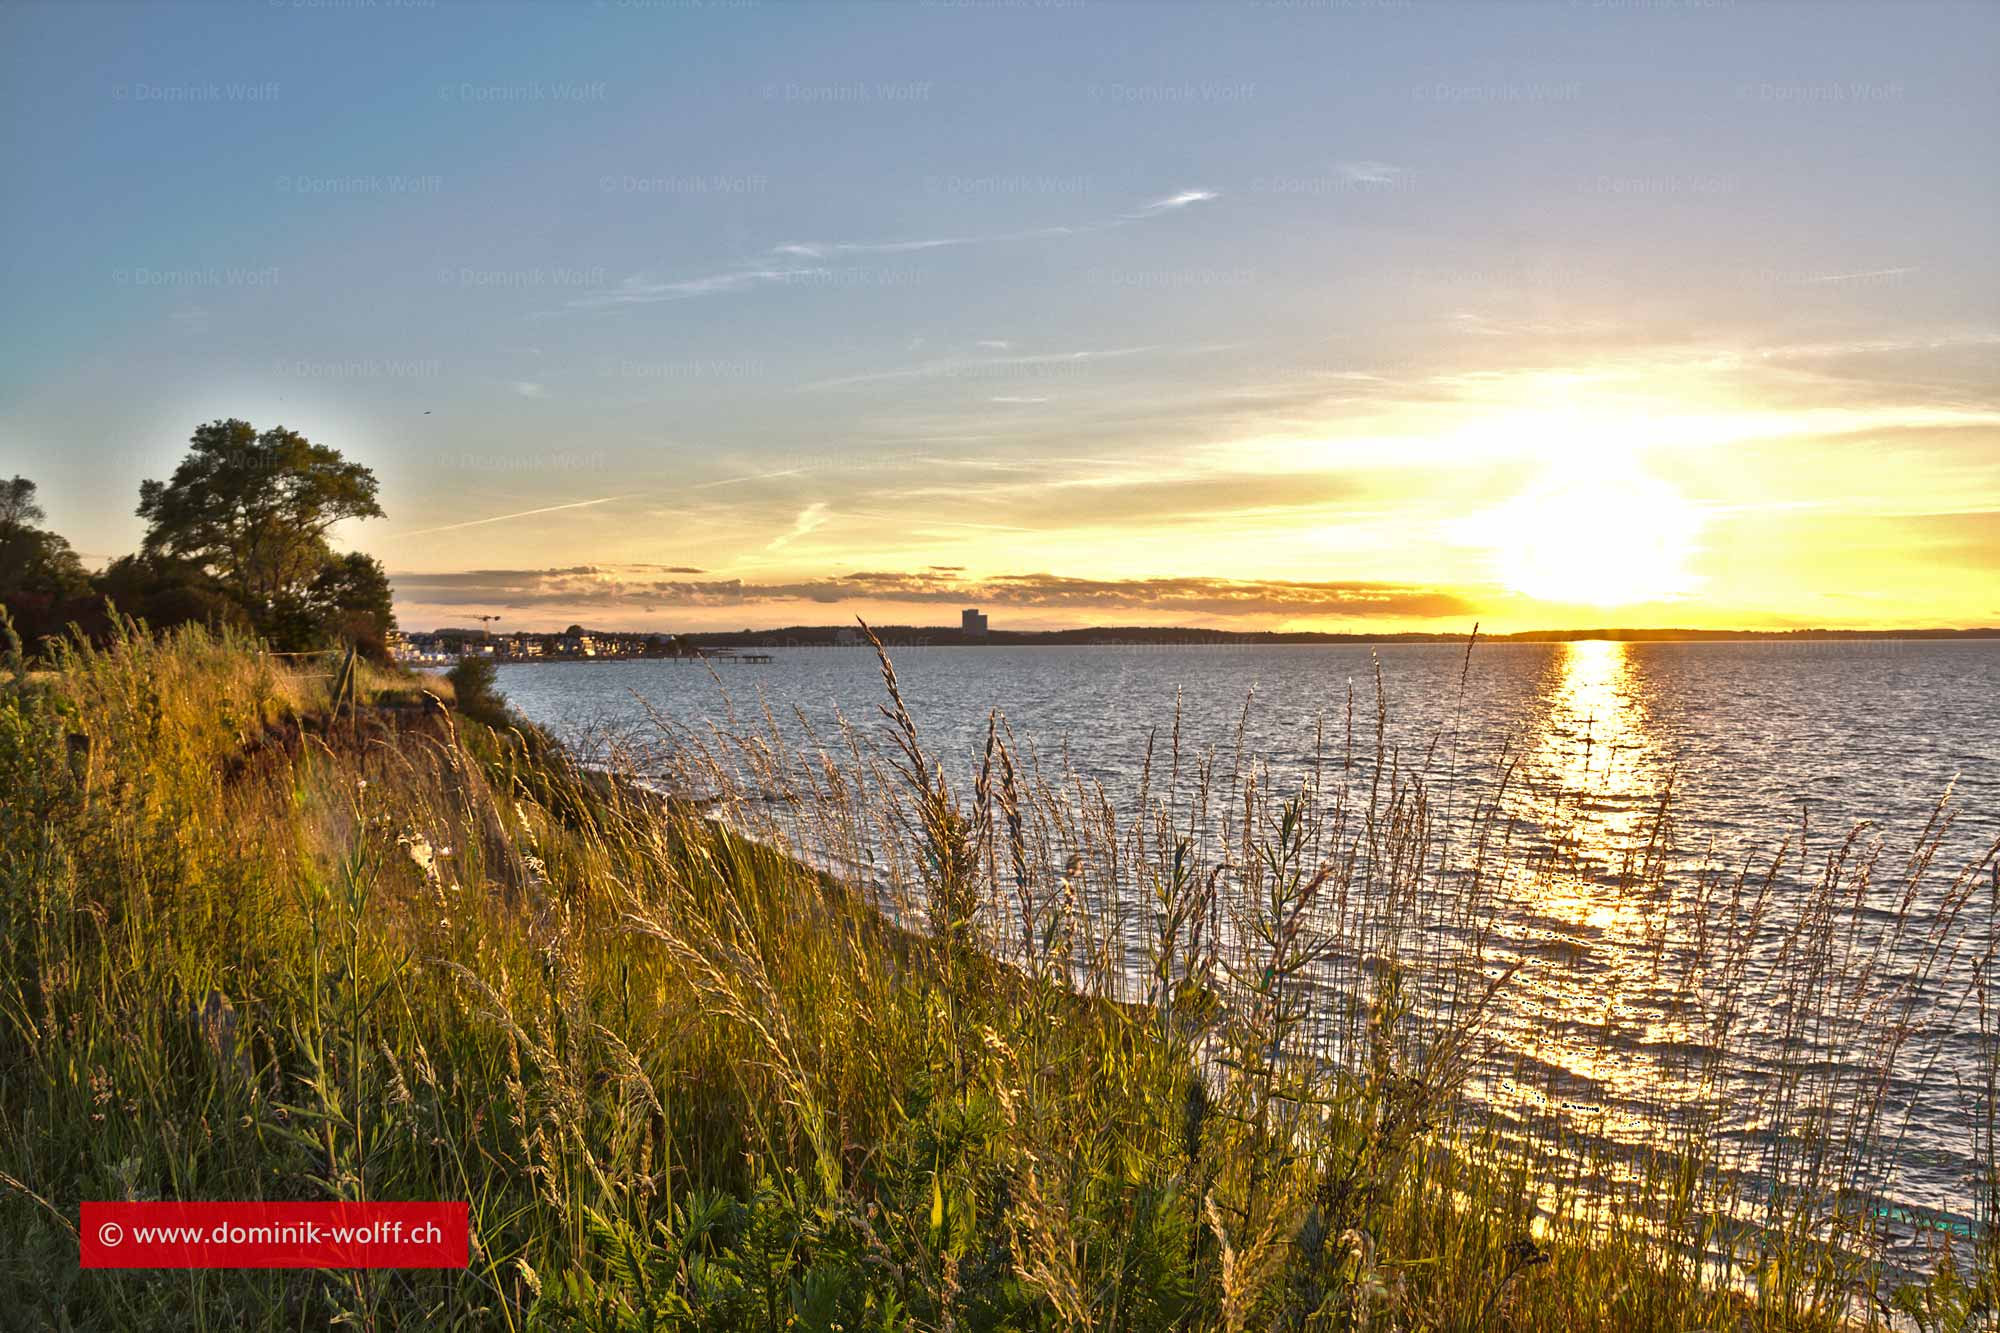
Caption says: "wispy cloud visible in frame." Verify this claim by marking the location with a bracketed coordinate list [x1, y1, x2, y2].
[511, 380, 547, 399]
[1133, 189, 1217, 213]
[1334, 160, 1406, 185]
[575, 189, 1219, 311]
[772, 237, 976, 259]
[801, 345, 1164, 391]
[687, 465, 820, 491]
[387, 495, 628, 539]
[766, 501, 830, 551]
[569, 267, 830, 308]
[391, 564, 1474, 621]
[1804, 266, 1917, 284]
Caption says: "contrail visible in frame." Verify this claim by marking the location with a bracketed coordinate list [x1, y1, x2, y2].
[687, 466, 814, 490]
[388, 495, 627, 538]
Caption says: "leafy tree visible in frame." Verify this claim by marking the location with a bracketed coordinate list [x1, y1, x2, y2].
[92, 554, 253, 640]
[309, 551, 396, 661]
[0, 476, 88, 602]
[445, 656, 509, 729]
[137, 419, 383, 619]
[136, 420, 389, 651]
[0, 476, 91, 647]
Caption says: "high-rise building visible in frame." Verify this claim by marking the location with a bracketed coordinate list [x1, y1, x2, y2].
[961, 608, 989, 637]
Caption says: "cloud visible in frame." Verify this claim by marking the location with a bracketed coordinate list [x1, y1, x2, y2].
[1135, 189, 1217, 212]
[512, 380, 547, 399]
[802, 344, 1166, 391]
[767, 501, 830, 551]
[576, 189, 1218, 310]
[386, 495, 628, 539]
[1334, 160, 1405, 185]
[569, 267, 831, 308]
[1804, 266, 1916, 284]
[772, 237, 972, 259]
[687, 465, 820, 491]
[390, 564, 1475, 621]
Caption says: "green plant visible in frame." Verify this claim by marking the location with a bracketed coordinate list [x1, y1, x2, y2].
[0, 622, 1992, 1331]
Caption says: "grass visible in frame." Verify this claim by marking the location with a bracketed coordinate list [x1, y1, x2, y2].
[0, 617, 1994, 1331]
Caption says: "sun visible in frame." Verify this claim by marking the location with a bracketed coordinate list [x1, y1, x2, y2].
[1482, 462, 1702, 606]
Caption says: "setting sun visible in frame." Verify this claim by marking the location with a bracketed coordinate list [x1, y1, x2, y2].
[1482, 463, 1703, 607]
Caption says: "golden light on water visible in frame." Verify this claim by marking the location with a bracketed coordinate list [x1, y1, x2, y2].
[1495, 639, 1706, 1165]
[1539, 639, 1651, 810]
[1523, 638, 1656, 931]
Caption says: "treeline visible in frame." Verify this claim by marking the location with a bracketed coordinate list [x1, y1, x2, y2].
[0, 419, 394, 659]
[685, 623, 2000, 648]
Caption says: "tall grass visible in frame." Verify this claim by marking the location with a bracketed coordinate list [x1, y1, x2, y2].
[0, 618, 1993, 1330]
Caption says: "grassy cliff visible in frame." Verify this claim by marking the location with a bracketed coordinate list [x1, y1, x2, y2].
[0, 623, 1992, 1331]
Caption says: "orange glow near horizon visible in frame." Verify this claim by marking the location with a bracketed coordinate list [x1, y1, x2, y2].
[358, 367, 2000, 635]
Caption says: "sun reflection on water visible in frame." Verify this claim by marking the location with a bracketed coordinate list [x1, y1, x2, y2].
[1521, 639, 1661, 925]
[1536, 639, 1650, 817]
[1484, 638, 1702, 1180]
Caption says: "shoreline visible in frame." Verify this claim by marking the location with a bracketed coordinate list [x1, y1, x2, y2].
[453, 629, 2000, 671]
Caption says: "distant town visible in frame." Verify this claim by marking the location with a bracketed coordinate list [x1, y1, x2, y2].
[391, 610, 2000, 665]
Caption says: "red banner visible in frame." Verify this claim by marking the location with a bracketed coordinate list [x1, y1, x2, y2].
[80, 1201, 469, 1270]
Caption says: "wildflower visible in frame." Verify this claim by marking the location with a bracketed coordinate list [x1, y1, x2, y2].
[399, 832, 441, 884]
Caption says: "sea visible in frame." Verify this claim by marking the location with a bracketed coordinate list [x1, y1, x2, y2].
[499, 640, 2000, 1247]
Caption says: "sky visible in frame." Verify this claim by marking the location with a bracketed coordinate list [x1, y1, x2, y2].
[2, 0, 1996, 634]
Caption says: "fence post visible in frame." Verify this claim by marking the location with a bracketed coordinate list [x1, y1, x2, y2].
[331, 644, 357, 740]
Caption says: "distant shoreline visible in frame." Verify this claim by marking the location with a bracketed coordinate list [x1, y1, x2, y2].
[679, 625, 2000, 646]
[449, 623, 2000, 665]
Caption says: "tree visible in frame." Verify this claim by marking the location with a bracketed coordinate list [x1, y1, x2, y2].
[0, 475, 46, 528]
[0, 477, 91, 647]
[137, 419, 383, 618]
[93, 553, 253, 640]
[287, 551, 396, 661]
[0, 476, 88, 602]
[136, 420, 388, 651]
[445, 656, 509, 729]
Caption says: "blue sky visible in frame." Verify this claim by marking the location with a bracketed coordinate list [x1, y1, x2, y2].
[3, 0, 1996, 630]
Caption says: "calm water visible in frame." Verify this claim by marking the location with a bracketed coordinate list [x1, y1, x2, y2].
[499, 641, 2000, 1237]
